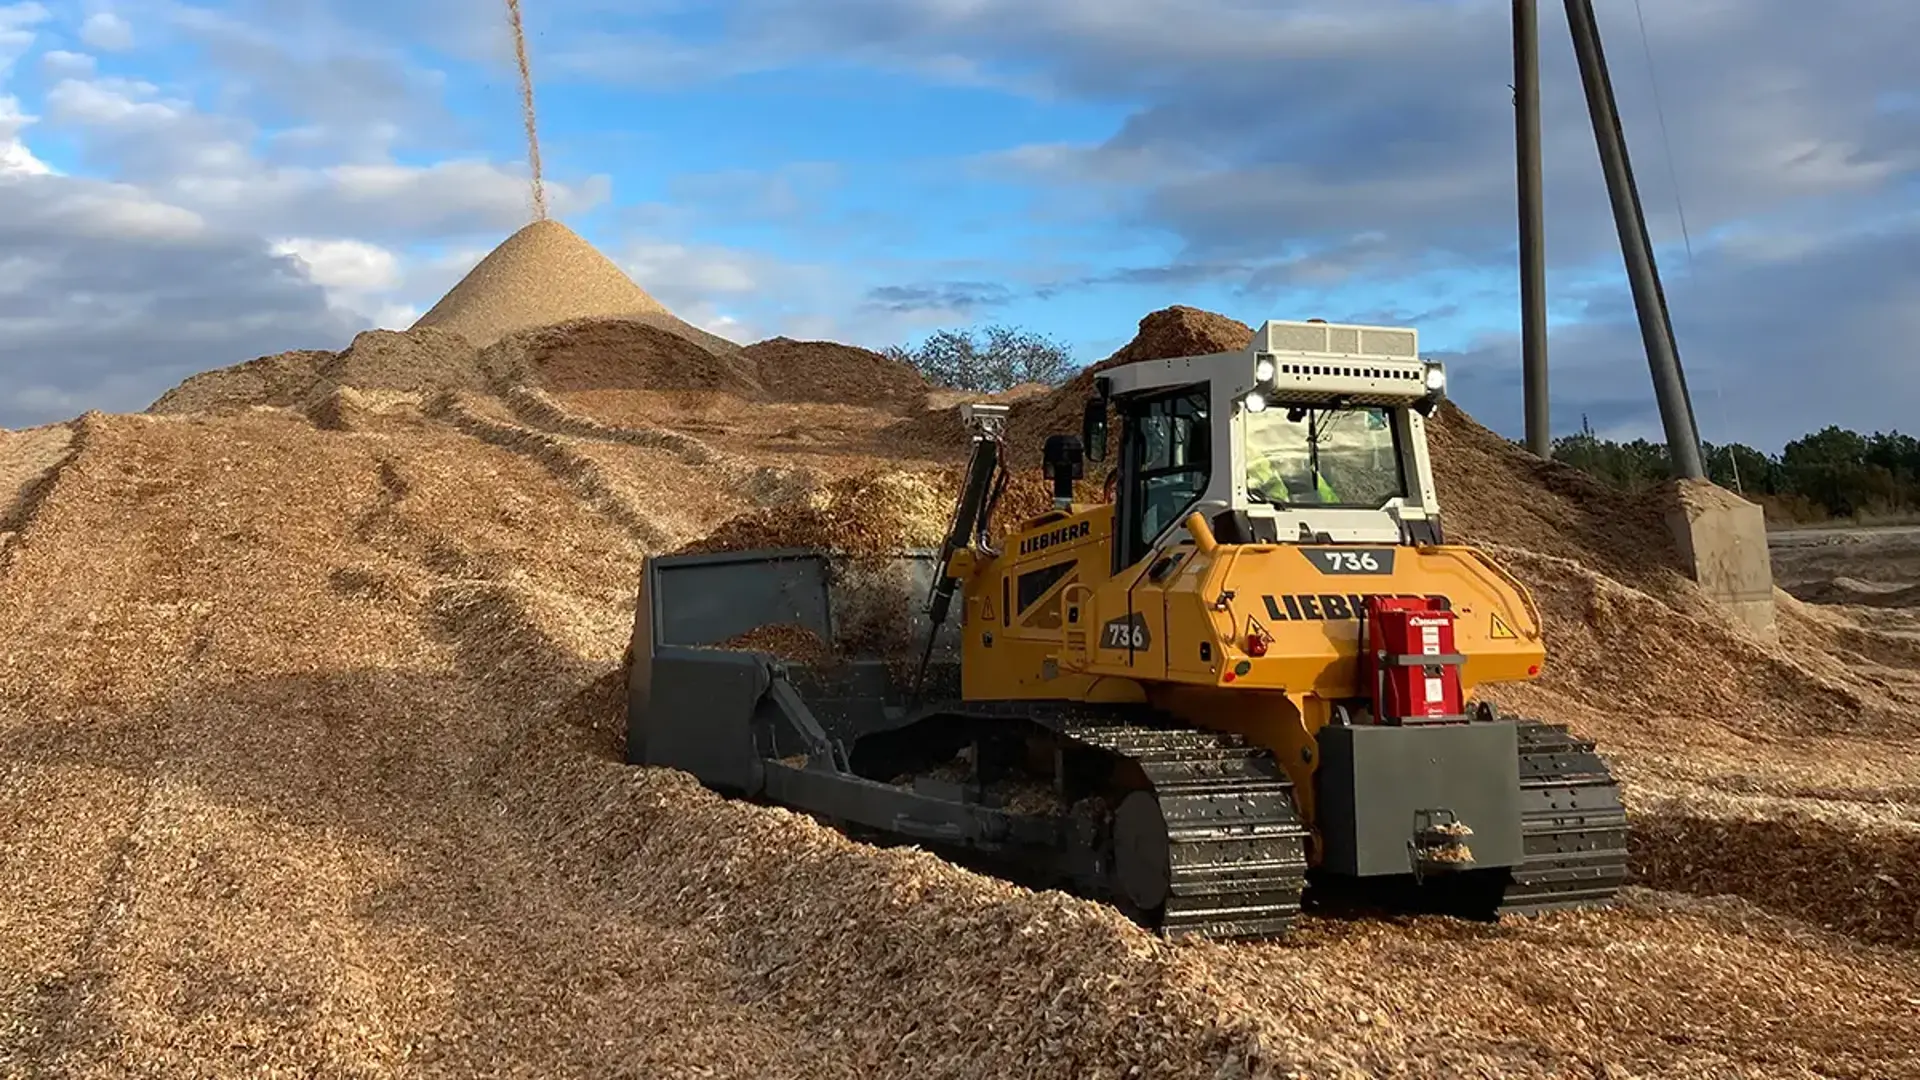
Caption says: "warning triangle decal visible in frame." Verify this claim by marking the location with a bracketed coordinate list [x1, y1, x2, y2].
[1489, 612, 1516, 640]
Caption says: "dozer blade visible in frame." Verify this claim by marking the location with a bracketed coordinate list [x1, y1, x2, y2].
[628, 546, 1068, 857]
[626, 546, 959, 785]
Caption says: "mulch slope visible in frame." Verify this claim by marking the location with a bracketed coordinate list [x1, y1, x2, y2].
[740, 337, 931, 410]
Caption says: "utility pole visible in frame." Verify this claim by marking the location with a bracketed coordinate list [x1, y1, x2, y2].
[1514, 0, 1550, 458]
[1562, 0, 1706, 479]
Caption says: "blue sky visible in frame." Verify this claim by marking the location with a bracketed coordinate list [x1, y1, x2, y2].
[2, 0, 1916, 452]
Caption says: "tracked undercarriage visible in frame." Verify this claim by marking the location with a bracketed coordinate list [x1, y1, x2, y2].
[837, 701, 1627, 939]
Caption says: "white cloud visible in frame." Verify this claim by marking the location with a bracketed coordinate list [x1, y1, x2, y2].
[44, 76, 181, 127]
[78, 11, 133, 52]
[608, 235, 979, 350]
[266, 236, 422, 330]
[270, 237, 403, 293]
[0, 93, 50, 176]
[49, 184, 205, 239]
[0, 170, 360, 428]
[38, 48, 94, 77]
[620, 242, 768, 297]
[29, 69, 612, 240]
[369, 302, 418, 329]
[0, 2, 49, 73]
[694, 311, 755, 340]
[0, 140, 48, 174]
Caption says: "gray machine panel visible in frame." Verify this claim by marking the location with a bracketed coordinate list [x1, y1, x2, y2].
[647, 548, 836, 648]
[642, 547, 960, 662]
[1315, 722, 1523, 878]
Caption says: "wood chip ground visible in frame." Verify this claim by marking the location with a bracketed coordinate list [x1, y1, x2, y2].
[5, 300, 1920, 1078]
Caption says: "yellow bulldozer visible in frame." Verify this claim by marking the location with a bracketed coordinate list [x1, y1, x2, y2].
[624, 318, 1627, 939]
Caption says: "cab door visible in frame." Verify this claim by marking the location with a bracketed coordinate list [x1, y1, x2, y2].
[1104, 385, 1212, 678]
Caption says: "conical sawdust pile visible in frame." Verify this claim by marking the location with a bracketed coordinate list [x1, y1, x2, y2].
[411, 219, 736, 353]
[5, 298, 1920, 1075]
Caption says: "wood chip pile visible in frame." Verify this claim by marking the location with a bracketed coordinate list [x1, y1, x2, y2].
[145, 328, 489, 417]
[675, 470, 954, 559]
[148, 348, 337, 414]
[317, 327, 489, 394]
[9, 236, 1920, 1077]
[1630, 791, 1920, 950]
[0, 422, 77, 545]
[410, 219, 688, 350]
[741, 338, 931, 410]
[1424, 403, 1687, 589]
[717, 624, 836, 666]
[490, 318, 759, 396]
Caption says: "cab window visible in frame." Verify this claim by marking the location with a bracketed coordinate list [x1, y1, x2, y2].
[1115, 386, 1210, 572]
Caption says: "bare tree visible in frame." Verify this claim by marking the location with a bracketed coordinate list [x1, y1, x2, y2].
[887, 324, 1076, 392]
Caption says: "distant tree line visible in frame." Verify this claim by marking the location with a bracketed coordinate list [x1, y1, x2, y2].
[1551, 415, 1920, 523]
[886, 324, 1076, 393]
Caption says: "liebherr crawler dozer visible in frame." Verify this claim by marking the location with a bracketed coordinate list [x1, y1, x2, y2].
[624, 319, 1628, 940]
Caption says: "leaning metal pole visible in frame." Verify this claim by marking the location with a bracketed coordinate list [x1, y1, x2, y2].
[1562, 0, 1706, 478]
[1515, 0, 1550, 457]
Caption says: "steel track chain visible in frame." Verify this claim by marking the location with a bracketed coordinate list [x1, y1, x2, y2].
[1500, 719, 1631, 912]
[1056, 715, 1312, 940]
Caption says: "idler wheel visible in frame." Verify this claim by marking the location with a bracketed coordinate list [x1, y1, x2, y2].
[1113, 790, 1171, 912]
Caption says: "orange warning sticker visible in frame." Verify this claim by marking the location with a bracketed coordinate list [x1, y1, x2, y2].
[1489, 612, 1516, 640]
[980, 594, 996, 623]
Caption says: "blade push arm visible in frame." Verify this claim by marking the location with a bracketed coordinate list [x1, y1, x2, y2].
[911, 403, 1008, 703]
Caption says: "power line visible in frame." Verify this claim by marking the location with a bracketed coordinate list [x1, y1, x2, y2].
[1627, 0, 1743, 493]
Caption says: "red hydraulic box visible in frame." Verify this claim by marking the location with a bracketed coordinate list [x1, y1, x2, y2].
[1361, 596, 1466, 724]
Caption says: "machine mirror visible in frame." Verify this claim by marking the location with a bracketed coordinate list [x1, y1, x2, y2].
[1081, 399, 1108, 462]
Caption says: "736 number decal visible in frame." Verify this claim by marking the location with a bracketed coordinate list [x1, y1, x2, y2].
[1302, 547, 1397, 575]
[1099, 612, 1152, 651]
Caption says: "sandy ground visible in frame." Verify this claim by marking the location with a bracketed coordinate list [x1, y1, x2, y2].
[1771, 524, 1920, 612]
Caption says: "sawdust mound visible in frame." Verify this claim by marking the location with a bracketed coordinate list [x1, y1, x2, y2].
[1426, 403, 1684, 587]
[316, 327, 488, 395]
[1489, 545, 1900, 737]
[1100, 304, 1256, 369]
[0, 421, 81, 569]
[411, 220, 733, 354]
[677, 470, 953, 558]
[681, 464, 1095, 562]
[1631, 797, 1920, 950]
[741, 338, 930, 409]
[1, 423, 77, 528]
[487, 698, 1304, 1078]
[146, 329, 488, 417]
[484, 318, 758, 396]
[149, 349, 336, 414]
[1019, 305, 1252, 449]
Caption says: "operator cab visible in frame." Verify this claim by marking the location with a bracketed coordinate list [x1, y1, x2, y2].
[1082, 319, 1450, 574]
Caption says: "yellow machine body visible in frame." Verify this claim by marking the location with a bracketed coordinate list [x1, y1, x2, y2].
[957, 502, 1546, 834]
